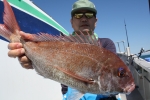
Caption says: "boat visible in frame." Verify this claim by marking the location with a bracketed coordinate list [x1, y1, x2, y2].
[116, 2, 150, 98]
[116, 44, 150, 100]
[0, 0, 69, 42]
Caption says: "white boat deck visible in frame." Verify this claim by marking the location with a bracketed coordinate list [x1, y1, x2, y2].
[133, 57, 150, 73]
[117, 52, 150, 100]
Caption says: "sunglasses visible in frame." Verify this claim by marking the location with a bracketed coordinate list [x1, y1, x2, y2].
[73, 12, 95, 19]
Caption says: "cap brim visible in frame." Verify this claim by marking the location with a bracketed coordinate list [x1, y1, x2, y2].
[71, 7, 97, 16]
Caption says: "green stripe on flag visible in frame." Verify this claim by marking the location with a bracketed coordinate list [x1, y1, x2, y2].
[7, 0, 69, 35]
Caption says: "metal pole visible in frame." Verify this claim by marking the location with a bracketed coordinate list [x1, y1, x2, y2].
[124, 20, 130, 47]
[116, 42, 121, 52]
[148, 0, 150, 12]
[122, 41, 126, 52]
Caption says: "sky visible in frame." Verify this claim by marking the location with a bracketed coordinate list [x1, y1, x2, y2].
[31, 0, 150, 54]
[0, 0, 150, 100]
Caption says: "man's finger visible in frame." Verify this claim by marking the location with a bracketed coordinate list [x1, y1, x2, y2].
[8, 48, 25, 57]
[8, 43, 22, 50]
[20, 62, 33, 69]
[20, 31, 33, 40]
[18, 55, 31, 63]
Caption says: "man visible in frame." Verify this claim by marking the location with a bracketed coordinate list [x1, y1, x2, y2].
[8, 0, 117, 100]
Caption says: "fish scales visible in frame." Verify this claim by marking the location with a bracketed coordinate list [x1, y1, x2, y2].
[23, 41, 101, 93]
[0, 0, 135, 96]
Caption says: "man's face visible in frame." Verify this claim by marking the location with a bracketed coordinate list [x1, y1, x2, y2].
[71, 10, 97, 32]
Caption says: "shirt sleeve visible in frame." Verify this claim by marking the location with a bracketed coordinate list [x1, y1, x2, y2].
[98, 38, 116, 53]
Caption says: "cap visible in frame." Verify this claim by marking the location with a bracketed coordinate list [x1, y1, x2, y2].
[71, 0, 97, 16]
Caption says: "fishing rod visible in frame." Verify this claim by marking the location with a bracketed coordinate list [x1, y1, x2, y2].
[130, 48, 150, 59]
[124, 20, 130, 47]
[129, 48, 150, 66]
[148, 0, 150, 12]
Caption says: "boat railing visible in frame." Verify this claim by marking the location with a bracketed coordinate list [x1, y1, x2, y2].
[117, 46, 150, 100]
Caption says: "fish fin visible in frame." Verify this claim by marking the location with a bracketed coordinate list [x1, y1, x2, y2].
[54, 65, 94, 84]
[25, 31, 101, 46]
[65, 87, 84, 100]
[20, 32, 60, 42]
[3, 0, 20, 33]
[72, 31, 101, 46]
[0, 24, 11, 41]
[0, 0, 20, 42]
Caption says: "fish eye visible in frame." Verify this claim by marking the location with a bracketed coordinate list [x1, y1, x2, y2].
[118, 67, 126, 78]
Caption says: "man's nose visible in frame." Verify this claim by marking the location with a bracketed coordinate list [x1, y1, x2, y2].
[80, 15, 88, 22]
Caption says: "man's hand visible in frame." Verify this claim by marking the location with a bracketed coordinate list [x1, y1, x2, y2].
[7, 32, 33, 69]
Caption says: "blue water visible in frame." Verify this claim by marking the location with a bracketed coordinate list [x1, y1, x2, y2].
[140, 53, 150, 62]
[140, 54, 150, 59]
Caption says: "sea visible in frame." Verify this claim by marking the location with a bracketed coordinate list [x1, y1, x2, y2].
[140, 53, 150, 59]
[140, 52, 150, 62]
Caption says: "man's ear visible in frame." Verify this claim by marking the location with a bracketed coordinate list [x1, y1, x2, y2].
[70, 18, 73, 25]
[70, 18, 73, 28]
[95, 18, 98, 27]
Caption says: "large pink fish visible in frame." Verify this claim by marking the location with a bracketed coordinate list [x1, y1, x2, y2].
[0, 0, 135, 99]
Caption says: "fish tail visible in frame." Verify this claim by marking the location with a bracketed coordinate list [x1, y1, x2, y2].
[0, 0, 20, 42]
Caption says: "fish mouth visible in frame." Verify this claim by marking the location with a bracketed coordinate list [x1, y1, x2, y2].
[123, 82, 135, 93]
